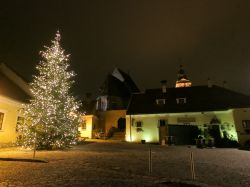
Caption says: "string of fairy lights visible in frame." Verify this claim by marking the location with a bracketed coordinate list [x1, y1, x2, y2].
[19, 31, 82, 149]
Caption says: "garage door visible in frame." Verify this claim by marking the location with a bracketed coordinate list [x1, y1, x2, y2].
[168, 125, 200, 145]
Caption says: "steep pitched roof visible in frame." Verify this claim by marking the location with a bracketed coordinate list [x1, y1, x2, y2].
[127, 85, 250, 115]
[80, 94, 97, 115]
[116, 68, 140, 93]
[0, 63, 31, 103]
[99, 68, 140, 97]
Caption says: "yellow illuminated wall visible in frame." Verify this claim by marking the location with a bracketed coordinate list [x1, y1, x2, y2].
[233, 108, 250, 145]
[126, 115, 161, 142]
[126, 110, 239, 143]
[79, 115, 98, 139]
[0, 95, 22, 144]
[98, 110, 126, 134]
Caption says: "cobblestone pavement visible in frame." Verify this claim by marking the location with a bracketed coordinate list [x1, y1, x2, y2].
[0, 142, 250, 186]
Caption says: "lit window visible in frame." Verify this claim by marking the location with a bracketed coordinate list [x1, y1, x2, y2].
[242, 120, 250, 134]
[176, 98, 186, 104]
[96, 96, 108, 111]
[0, 112, 4, 130]
[156, 99, 166, 105]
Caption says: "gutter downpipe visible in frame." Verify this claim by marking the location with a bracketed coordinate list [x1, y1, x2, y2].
[130, 115, 132, 142]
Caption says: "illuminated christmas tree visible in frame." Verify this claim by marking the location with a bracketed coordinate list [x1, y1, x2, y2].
[19, 31, 81, 150]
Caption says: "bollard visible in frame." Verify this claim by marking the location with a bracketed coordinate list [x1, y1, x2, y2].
[190, 151, 196, 180]
[33, 133, 37, 159]
[149, 146, 152, 174]
[161, 139, 165, 146]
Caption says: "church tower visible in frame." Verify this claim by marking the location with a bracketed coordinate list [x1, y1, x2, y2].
[175, 65, 192, 88]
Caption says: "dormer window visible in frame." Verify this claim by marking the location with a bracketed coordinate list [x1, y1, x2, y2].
[176, 98, 186, 104]
[156, 99, 166, 105]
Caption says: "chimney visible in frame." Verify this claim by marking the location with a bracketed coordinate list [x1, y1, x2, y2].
[160, 80, 167, 93]
[207, 78, 212, 88]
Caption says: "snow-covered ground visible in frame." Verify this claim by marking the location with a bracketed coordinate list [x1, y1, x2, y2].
[0, 142, 249, 186]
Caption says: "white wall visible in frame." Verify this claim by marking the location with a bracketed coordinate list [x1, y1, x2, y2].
[126, 114, 162, 142]
[126, 110, 238, 143]
[233, 108, 250, 145]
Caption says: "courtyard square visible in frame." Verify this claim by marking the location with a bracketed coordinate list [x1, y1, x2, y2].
[0, 142, 249, 187]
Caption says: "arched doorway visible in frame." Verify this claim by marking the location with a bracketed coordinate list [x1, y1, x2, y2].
[117, 118, 126, 131]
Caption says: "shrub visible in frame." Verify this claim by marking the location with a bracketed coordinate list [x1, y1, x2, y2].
[216, 138, 239, 148]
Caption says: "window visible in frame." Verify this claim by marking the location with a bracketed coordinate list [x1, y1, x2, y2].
[0, 112, 4, 130]
[159, 119, 167, 127]
[16, 116, 24, 132]
[135, 121, 143, 132]
[96, 96, 108, 111]
[242, 120, 250, 128]
[81, 121, 87, 130]
[156, 99, 166, 105]
[136, 121, 142, 128]
[176, 98, 186, 104]
[242, 120, 250, 134]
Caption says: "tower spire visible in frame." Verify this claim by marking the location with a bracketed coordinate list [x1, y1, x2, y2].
[175, 65, 192, 88]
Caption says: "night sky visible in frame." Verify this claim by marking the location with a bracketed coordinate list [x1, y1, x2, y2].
[1, 0, 250, 97]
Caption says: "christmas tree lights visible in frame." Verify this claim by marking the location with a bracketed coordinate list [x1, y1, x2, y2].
[19, 31, 82, 149]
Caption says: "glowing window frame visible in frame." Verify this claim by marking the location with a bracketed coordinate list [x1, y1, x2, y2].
[156, 99, 166, 105]
[176, 98, 187, 104]
[0, 112, 5, 130]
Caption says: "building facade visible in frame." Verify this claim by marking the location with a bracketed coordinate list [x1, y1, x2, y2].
[0, 64, 31, 144]
[95, 68, 139, 134]
[126, 83, 250, 145]
[79, 68, 139, 139]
